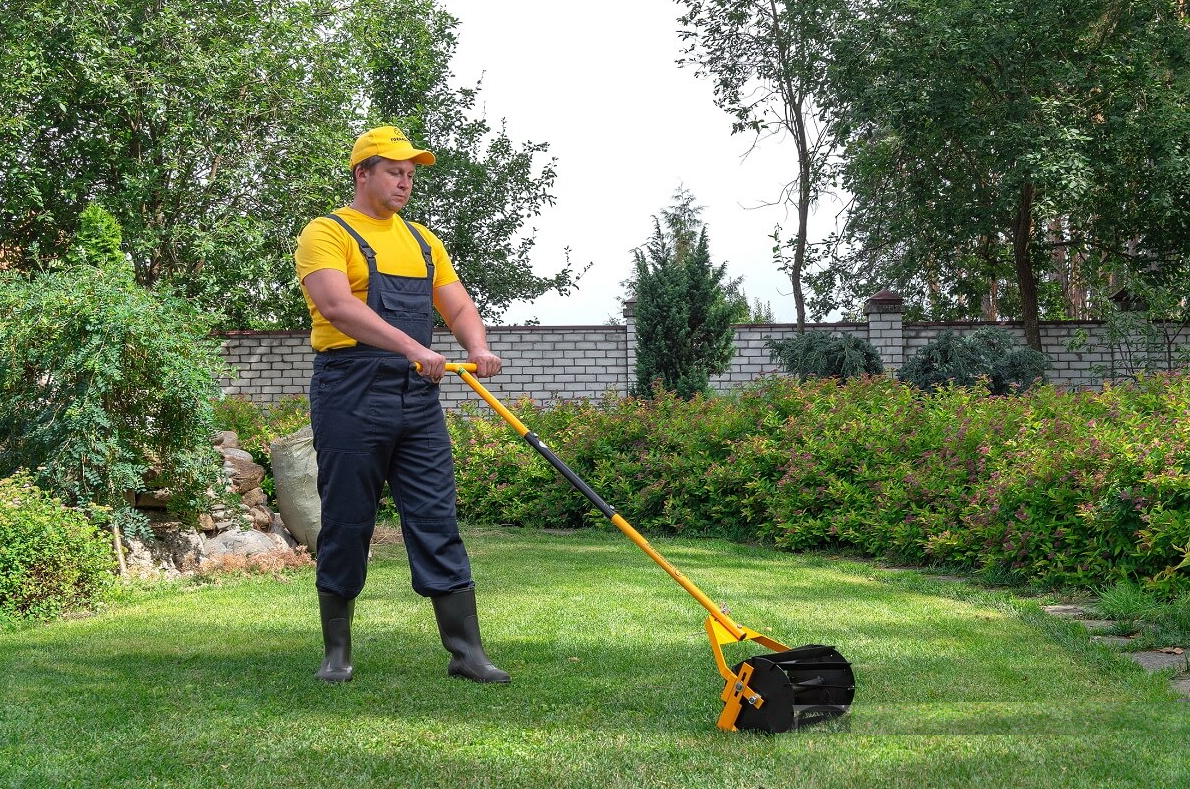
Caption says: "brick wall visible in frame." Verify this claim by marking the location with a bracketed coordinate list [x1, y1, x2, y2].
[217, 299, 1187, 405]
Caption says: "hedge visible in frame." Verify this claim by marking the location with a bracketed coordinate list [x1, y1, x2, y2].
[449, 373, 1190, 594]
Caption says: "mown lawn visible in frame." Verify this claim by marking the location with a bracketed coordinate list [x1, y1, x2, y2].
[2, 527, 1187, 789]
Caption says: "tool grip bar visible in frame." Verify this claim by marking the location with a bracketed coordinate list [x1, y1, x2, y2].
[445, 363, 747, 640]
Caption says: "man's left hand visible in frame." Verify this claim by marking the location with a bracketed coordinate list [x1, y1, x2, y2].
[469, 350, 502, 378]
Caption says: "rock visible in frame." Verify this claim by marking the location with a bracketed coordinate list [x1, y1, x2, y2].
[240, 487, 268, 509]
[135, 489, 172, 509]
[1128, 650, 1189, 673]
[1042, 604, 1091, 618]
[247, 505, 273, 529]
[198, 512, 217, 533]
[213, 431, 240, 450]
[269, 513, 299, 549]
[203, 528, 277, 558]
[124, 525, 206, 579]
[1077, 619, 1118, 632]
[220, 448, 265, 493]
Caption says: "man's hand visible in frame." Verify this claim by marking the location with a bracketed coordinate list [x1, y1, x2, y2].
[469, 349, 502, 378]
[410, 348, 447, 382]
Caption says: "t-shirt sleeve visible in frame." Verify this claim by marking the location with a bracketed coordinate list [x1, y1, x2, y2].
[294, 217, 350, 283]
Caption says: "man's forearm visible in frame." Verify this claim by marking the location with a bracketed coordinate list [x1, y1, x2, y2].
[447, 307, 491, 356]
[325, 296, 425, 357]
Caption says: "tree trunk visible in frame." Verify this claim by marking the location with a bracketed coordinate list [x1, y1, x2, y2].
[766, 0, 808, 333]
[1012, 181, 1042, 351]
[791, 107, 810, 333]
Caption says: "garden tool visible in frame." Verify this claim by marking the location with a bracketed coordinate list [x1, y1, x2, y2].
[442, 363, 856, 733]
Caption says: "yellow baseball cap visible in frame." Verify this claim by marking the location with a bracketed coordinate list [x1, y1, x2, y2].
[349, 126, 436, 168]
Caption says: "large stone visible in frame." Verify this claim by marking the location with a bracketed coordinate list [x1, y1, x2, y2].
[220, 448, 265, 493]
[269, 513, 299, 549]
[213, 431, 241, 450]
[124, 524, 206, 579]
[247, 505, 273, 529]
[135, 489, 172, 509]
[203, 528, 277, 558]
[240, 487, 268, 509]
[1128, 650, 1189, 673]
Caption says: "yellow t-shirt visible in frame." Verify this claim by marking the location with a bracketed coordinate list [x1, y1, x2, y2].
[295, 207, 460, 352]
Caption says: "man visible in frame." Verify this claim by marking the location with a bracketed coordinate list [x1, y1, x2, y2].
[295, 125, 509, 685]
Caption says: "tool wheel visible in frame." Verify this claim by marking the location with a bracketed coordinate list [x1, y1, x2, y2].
[730, 657, 796, 734]
[731, 645, 856, 733]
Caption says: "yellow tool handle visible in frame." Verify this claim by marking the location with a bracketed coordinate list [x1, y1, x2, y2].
[444, 363, 748, 641]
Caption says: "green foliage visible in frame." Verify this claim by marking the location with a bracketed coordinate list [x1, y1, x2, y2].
[630, 190, 736, 399]
[896, 328, 1050, 395]
[450, 372, 1190, 595]
[0, 472, 115, 626]
[0, 204, 224, 532]
[1068, 280, 1190, 381]
[0, 0, 572, 329]
[821, 0, 1190, 341]
[1094, 580, 1190, 648]
[766, 330, 883, 380]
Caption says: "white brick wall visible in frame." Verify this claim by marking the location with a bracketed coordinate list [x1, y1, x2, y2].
[217, 318, 1188, 406]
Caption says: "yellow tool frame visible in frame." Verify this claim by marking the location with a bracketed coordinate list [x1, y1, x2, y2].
[443, 362, 855, 733]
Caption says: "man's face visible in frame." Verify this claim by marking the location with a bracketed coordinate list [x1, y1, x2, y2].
[358, 158, 415, 217]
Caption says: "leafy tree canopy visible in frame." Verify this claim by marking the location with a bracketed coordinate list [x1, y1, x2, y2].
[0, 0, 576, 328]
[817, 0, 1190, 347]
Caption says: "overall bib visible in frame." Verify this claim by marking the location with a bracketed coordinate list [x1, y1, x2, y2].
[309, 215, 472, 599]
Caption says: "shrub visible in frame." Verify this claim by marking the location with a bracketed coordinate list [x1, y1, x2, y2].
[0, 205, 225, 535]
[0, 472, 115, 625]
[449, 372, 1190, 595]
[896, 327, 1050, 395]
[630, 192, 736, 399]
[766, 331, 884, 380]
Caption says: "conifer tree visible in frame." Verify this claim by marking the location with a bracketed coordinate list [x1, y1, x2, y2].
[631, 191, 736, 398]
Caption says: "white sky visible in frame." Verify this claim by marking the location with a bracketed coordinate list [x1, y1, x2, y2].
[437, 0, 843, 326]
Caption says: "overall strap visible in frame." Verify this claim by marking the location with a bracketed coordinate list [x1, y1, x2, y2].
[325, 214, 378, 276]
[399, 216, 435, 279]
[325, 213, 434, 281]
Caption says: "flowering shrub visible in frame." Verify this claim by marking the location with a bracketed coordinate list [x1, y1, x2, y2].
[448, 373, 1190, 595]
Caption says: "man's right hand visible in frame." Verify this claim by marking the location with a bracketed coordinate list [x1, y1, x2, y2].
[410, 349, 447, 382]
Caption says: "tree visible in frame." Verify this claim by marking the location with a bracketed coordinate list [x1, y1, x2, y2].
[357, 4, 582, 321]
[0, 0, 575, 328]
[821, 0, 1190, 350]
[631, 191, 736, 398]
[678, 0, 845, 331]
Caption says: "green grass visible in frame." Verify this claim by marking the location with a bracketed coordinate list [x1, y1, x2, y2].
[2, 527, 1188, 789]
[1093, 581, 1190, 649]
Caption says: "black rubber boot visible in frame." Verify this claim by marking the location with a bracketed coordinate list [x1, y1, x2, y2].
[315, 590, 354, 683]
[431, 587, 510, 684]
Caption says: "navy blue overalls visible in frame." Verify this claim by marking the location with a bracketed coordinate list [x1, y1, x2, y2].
[309, 214, 472, 600]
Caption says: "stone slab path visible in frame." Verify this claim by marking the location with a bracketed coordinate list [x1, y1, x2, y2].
[1042, 604, 1189, 700]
